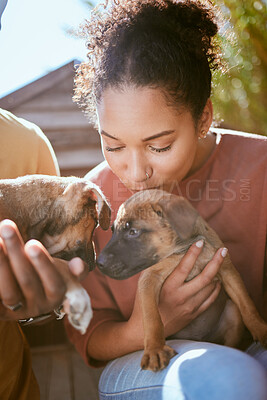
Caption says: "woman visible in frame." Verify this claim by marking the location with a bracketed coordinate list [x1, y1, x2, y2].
[0, 1, 266, 399]
[65, 0, 267, 399]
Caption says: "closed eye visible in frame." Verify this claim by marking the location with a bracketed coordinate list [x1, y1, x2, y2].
[149, 144, 172, 153]
[105, 146, 125, 152]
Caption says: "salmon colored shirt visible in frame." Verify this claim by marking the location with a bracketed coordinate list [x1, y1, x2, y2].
[65, 129, 267, 366]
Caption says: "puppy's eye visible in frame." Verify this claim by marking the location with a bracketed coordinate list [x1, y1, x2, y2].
[125, 221, 131, 229]
[126, 227, 141, 238]
[76, 240, 82, 246]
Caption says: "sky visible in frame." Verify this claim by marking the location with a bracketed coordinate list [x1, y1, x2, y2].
[0, 0, 97, 98]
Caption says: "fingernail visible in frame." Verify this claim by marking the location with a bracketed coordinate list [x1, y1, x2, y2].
[221, 248, 228, 257]
[195, 239, 204, 248]
[26, 245, 40, 258]
[0, 224, 14, 239]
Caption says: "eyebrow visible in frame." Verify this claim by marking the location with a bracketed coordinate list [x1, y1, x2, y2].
[100, 129, 175, 141]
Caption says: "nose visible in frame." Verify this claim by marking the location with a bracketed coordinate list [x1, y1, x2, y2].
[127, 150, 148, 183]
[96, 252, 113, 271]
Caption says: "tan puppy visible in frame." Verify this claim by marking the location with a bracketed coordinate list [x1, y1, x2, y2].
[0, 174, 111, 334]
[97, 189, 267, 371]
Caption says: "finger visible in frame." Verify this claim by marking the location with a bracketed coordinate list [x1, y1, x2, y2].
[0, 221, 46, 301]
[0, 236, 7, 255]
[167, 240, 205, 287]
[184, 247, 227, 295]
[0, 239, 24, 309]
[193, 281, 221, 316]
[68, 257, 89, 281]
[25, 240, 66, 306]
[0, 219, 25, 246]
[186, 280, 221, 313]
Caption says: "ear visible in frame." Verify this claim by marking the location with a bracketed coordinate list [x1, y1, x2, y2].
[62, 182, 111, 230]
[159, 196, 198, 240]
[198, 98, 213, 134]
[62, 182, 93, 210]
[90, 187, 111, 230]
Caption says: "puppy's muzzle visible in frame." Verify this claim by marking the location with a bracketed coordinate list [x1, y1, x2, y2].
[97, 252, 125, 278]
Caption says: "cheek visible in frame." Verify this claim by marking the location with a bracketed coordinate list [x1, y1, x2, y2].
[103, 150, 126, 178]
[153, 140, 197, 181]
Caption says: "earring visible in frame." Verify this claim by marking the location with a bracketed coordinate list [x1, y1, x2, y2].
[199, 130, 207, 139]
[145, 172, 150, 180]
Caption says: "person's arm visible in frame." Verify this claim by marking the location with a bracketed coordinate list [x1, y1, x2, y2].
[86, 242, 224, 362]
[0, 111, 68, 319]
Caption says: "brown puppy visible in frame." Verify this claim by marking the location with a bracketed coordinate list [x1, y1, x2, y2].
[97, 189, 267, 371]
[0, 174, 110, 334]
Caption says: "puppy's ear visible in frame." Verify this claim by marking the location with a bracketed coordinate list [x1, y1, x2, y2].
[89, 187, 111, 230]
[62, 182, 93, 210]
[62, 182, 111, 230]
[159, 196, 198, 240]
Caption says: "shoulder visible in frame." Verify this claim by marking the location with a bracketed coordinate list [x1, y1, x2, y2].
[85, 161, 113, 183]
[85, 161, 131, 209]
[85, 161, 122, 190]
[0, 108, 59, 177]
[0, 108, 53, 150]
[1, 108, 39, 139]
[212, 128, 266, 171]
[213, 128, 267, 155]
[85, 161, 118, 198]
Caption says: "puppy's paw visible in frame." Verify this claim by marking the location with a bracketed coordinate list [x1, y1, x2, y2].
[63, 286, 93, 334]
[141, 345, 177, 372]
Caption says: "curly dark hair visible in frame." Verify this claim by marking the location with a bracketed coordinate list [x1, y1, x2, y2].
[74, 0, 224, 125]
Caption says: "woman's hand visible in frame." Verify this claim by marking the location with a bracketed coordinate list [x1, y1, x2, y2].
[158, 240, 226, 337]
[0, 219, 88, 321]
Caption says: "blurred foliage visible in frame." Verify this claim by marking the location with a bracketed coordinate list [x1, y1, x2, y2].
[212, 0, 267, 135]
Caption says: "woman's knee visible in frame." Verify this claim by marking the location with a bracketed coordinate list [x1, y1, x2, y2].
[99, 340, 267, 400]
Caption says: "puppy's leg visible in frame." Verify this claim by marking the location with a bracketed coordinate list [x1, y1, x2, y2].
[221, 300, 244, 347]
[53, 260, 92, 335]
[138, 254, 183, 371]
[208, 299, 244, 347]
[62, 283, 92, 335]
[219, 257, 267, 347]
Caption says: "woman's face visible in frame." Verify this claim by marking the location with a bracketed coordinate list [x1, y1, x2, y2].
[96, 86, 212, 193]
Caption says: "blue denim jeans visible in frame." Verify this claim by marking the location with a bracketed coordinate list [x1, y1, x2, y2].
[98, 340, 267, 400]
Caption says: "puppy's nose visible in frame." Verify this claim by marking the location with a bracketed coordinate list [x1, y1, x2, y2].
[96, 252, 112, 270]
[96, 254, 105, 270]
